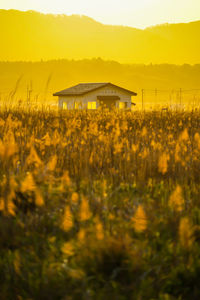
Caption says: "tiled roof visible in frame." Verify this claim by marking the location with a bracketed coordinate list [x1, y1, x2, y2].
[53, 82, 137, 96]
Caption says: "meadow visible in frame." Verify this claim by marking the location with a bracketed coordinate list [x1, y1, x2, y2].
[0, 107, 200, 299]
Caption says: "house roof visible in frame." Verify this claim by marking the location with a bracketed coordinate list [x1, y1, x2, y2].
[53, 82, 137, 96]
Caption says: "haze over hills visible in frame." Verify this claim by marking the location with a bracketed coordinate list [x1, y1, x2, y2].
[0, 9, 200, 64]
[0, 59, 200, 108]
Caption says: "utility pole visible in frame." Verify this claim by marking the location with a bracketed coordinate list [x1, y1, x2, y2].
[27, 82, 32, 107]
[29, 81, 32, 106]
[142, 89, 144, 110]
[27, 84, 29, 107]
[180, 88, 182, 107]
[155, 88, 157, 104]
[169, 90, 172, 108]
[171, 89, 174, 107]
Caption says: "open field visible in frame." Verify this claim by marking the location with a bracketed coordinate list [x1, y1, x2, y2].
[0, 108, 200, 299]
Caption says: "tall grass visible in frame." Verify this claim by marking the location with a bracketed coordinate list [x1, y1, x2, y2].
[0, 108, 200, 299]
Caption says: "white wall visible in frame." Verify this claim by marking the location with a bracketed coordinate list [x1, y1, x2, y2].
[83, 85, 132, 108]
[58, 85, 135, 109]
[58, 95, 84, 109]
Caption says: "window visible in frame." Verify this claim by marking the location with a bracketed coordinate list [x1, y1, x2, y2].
[63, 102, 68, 109]
[119, 102, 125, 109]
[88, 102, 96, 109]
[74, 102, 79, 109]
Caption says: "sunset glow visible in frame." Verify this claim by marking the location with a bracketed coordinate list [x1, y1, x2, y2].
[0, 0, 200, 28]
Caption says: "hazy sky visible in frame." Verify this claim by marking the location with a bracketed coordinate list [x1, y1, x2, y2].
[0, 0, 200, 28]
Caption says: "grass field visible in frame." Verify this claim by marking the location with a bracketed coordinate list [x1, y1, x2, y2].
[0, 108, 200, 299]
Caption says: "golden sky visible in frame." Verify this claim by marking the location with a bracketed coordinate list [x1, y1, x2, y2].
[0, 0, 200, 28]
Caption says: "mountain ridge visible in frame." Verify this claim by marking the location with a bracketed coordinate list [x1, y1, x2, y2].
[2, 9, 200, 30]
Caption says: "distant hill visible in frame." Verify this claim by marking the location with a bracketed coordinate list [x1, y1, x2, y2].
[0, 59, 200, 108]
[0, 9, 200, 64]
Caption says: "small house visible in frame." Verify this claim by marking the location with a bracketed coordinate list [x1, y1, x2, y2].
[53, 82, 137, 110]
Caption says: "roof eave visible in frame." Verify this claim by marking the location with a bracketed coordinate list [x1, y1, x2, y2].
[53, 93, 85, 97]
[54, 92, 137, 97]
